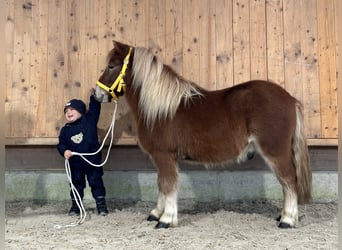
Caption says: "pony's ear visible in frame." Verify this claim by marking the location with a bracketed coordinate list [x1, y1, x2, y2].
[112, 40, 126, 49]
[112, 40, 130, 55]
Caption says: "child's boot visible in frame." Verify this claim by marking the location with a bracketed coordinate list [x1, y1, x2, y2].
[69, 199, 80, 216]
[95, 197, 108, 216]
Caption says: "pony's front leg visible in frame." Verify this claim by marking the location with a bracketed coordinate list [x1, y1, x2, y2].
[157, 190, 178, 228]
[147, 152, 179, 229]
[148, 190, 178, 228]
[147, 192, 166, 222]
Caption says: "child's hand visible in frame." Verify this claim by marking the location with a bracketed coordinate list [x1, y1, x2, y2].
[64, 150, 73, 159]
[91, 87, 104, 102]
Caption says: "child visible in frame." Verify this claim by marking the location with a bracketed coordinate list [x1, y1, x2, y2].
[57, 89, 108, 216]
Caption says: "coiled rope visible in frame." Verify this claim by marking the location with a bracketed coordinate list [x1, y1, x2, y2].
[54, 100, 118, 229]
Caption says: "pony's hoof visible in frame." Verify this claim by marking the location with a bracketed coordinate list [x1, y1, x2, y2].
[278, 222, 293, 229]
[155, 222, 170, 229]
[247, 151, 255, 160]
[276, 215, 281, 221]
[147, 215, 159, 222]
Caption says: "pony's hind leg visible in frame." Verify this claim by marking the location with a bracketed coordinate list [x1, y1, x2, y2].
[148, 152, 179, 229]
[273, 161, 298, 228]
[260, 150, 299, 228]
[278, 184, 298, 228]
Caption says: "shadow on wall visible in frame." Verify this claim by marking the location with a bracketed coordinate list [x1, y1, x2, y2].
[96, 100, 143, 207]
[6, 99, 69, 144]
[97, 99, 137, 144]
[5, 108, 36, 142]
[97, 102, 142, 206]
[32, 174, 49, 205]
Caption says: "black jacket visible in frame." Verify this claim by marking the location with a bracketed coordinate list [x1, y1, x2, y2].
[57, 95, 102, 166]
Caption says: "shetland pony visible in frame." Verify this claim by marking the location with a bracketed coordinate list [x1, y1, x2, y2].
[95, 41, 312, 229]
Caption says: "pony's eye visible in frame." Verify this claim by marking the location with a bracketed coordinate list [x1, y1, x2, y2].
[108, 64, 114, 70]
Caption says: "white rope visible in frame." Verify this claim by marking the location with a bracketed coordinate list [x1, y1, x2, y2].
[54, 100, 118, 229]
[72, 100, 118, 166]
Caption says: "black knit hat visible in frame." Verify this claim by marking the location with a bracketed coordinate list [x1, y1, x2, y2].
[64, 99, 86, 114]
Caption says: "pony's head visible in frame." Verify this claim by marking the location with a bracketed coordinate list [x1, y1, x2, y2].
[95, 41, 133, 102]
[97, 40, 203, 127]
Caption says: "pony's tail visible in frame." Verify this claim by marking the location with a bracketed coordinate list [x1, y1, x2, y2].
[292, 101, 312, 205]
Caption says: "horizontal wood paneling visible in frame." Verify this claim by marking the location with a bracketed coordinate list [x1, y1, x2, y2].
[5, 146, 338, 171]
[5, 0, 339, 145]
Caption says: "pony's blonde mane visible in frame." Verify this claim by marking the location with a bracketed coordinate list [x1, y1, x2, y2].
[132, 47, 203, 127]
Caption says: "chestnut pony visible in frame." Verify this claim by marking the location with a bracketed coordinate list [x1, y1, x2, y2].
[96, 41, 311, 229]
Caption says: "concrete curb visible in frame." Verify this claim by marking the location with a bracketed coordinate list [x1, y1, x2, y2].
[5, 170, 337, 202]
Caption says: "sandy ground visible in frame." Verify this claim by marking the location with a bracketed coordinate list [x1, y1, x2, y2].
[5, 199, 337, 250]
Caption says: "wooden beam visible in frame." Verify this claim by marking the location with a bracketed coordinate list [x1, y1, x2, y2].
[5, 145, 337, 171]
[5, 137, 337, 146]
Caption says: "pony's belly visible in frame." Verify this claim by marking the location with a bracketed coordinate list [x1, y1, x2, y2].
[180, 153, 239, 167]
[180, 157, 241, 169]
[179, 136, 256, 166]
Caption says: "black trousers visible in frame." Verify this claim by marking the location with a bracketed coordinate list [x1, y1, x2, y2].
[69, 163, 106, 200]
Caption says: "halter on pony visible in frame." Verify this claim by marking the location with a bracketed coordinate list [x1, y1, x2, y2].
[96, 47, 133, 100]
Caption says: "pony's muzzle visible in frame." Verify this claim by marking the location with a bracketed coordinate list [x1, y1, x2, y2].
[95, 85, 110, 103]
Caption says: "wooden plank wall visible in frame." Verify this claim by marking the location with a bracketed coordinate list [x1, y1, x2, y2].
[5, 0, 339, 146]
